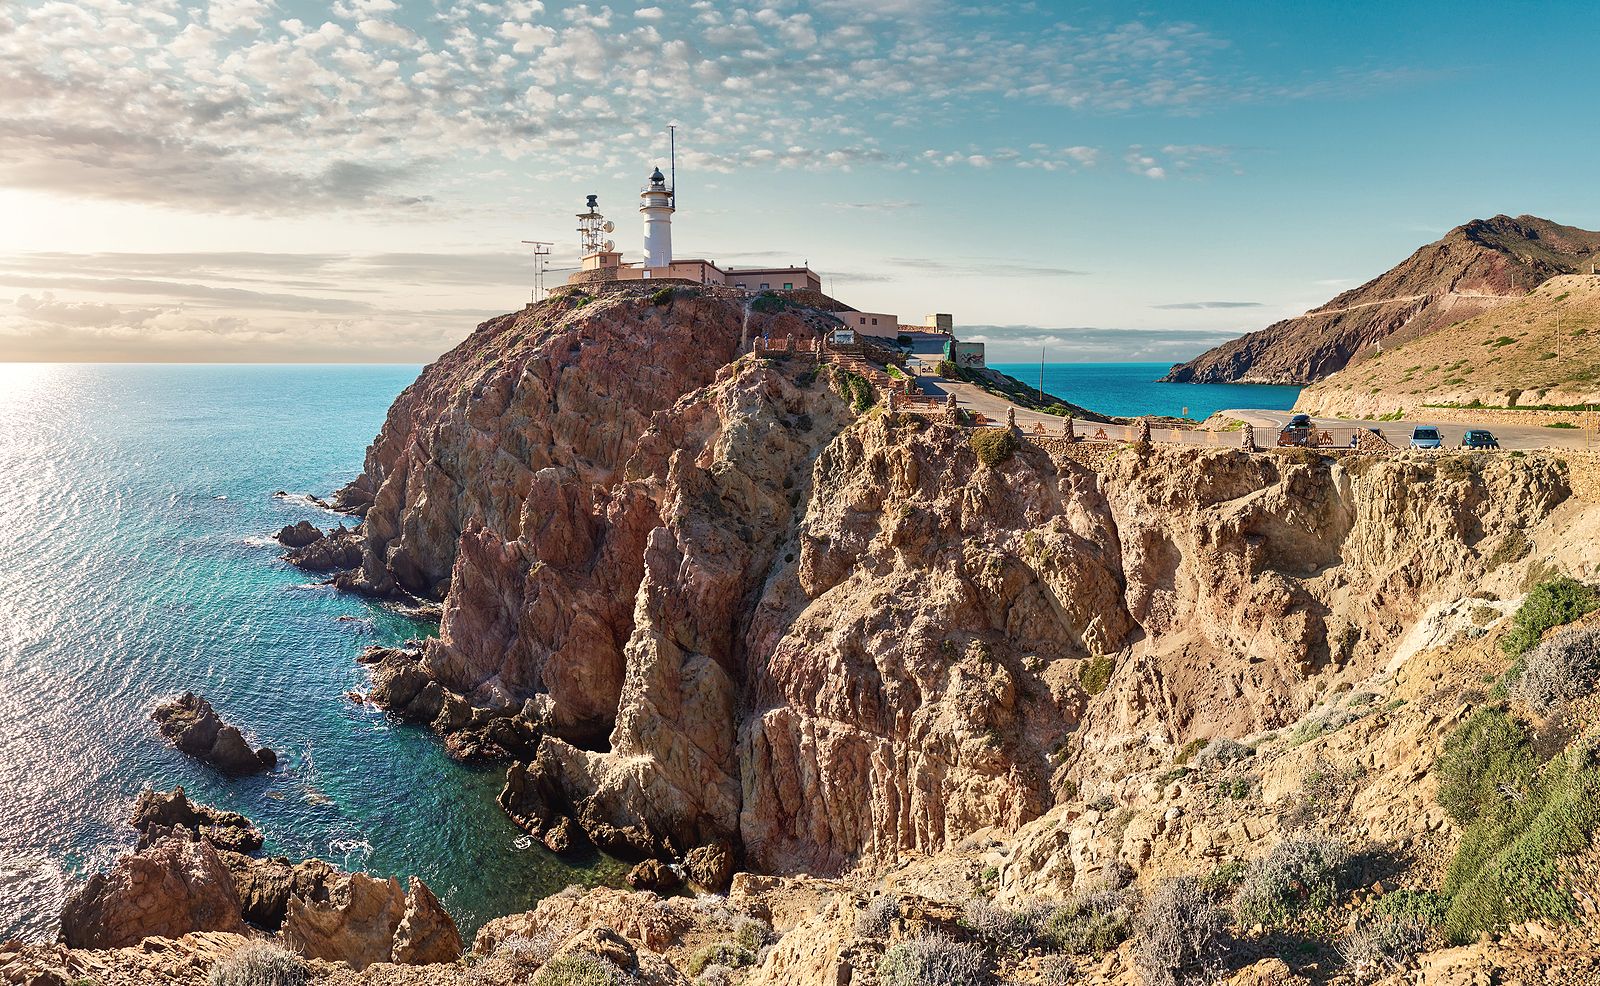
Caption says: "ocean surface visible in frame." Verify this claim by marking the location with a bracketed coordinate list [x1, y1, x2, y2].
[0, 363, 626, 944]
[987, 361, 1302, 419]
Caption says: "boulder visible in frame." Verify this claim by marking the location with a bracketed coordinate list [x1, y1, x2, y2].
[275, 520, 323, 548]
[684, 841, 736, 893]
[59, 831, 245, 948]
[498, 761, 555, 835]
[543, 816, 578, 855]
[150, 693, 276, 776]
[130, 787, 263, 854]
[624, 859, 682, 894]
[281, 871, 459, 970]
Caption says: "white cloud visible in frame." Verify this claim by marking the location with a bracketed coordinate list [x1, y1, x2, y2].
[357, 18, 415, 45]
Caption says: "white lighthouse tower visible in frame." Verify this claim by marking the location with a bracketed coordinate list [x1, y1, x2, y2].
[640, 166, 673, 269]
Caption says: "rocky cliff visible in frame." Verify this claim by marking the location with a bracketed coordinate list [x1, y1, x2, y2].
[323, 285, 1572, 883]
[1162, 215, 1600, 385]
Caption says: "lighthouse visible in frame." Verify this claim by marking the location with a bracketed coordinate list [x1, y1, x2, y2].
[640, 166, 673, 269]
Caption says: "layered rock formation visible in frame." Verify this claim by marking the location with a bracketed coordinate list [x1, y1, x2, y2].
[150, 692, 277, 775]
[315, 285, 1574, 887]
[58, 831, 246, 948]
[1163, 214, 1600, 384]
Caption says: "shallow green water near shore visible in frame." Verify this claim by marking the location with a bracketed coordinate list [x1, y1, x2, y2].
[0, 364, 624, 944]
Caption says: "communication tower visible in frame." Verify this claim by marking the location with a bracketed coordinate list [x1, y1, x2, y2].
[519, 239, 553, 300]
[577, 194, 615, 257]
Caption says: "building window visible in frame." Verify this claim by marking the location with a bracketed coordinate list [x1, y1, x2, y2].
[783, 283, 793, 290]
[760, 283, 769, 289]
[871, 318, 878, 325]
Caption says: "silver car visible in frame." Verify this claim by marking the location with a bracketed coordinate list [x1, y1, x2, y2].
[1409, 426, 1443, 450]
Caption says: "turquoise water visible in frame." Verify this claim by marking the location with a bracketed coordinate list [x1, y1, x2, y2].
[0, 364, 623, 944]
[987, 362, 1302, 419]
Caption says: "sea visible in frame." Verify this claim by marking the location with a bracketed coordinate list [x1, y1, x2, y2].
[0, 361, 1299, 944]
[0, 363, 627, 945]
[988, 361, 1302, 420]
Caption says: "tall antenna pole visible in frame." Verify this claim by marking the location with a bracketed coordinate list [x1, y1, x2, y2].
[520, 240, 553, 301]
[669, 124, 677, 210]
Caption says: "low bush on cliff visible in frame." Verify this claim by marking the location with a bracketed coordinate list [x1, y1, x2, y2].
[1337, 915, 1428, 980]
[1078, 654, 1114, 696]
[1500, 577, 1598, 659]
[650, 286, 676, 306]
[534, 954, 633, 986]
[1233, 835, 1350, 928]
[877, 932, 989, 986]
[210, 943, 308, 986]
[969, 427, 1020, 467]
[1511, 627, 1600, 716]
[855, 893, 900, 936]
[1440, 738, 1600, 943]
[686, 942, 755, 976]
[1435, 707, 1536, 827]
[1133, 877, 1227, 986]
[831, 367, 875, 412]
[1039, 886, 1139, 955]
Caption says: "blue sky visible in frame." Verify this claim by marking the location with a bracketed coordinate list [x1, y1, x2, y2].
[2, 0, 1597, 361]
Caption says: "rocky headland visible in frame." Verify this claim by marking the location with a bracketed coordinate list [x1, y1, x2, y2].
[13, 283, 1600, 985]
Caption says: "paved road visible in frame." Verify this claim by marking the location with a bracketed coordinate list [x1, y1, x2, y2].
[906, 365, 1598, 452]
[1223, 409, 1599, 452]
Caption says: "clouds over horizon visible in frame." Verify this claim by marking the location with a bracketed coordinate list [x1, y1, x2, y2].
[0, 0, 1411, 216]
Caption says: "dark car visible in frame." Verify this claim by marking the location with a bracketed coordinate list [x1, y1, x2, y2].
[1287, 413, 1312, 429]
[1461, 429, 1500, 449]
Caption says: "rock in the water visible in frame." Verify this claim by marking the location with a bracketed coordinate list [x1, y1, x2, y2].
[130, 787, 263, 854]
[274, 520, 322, 548]
[59, 831, 246, 948]
[150, 693, 276, 776]
[285, 525, 363, 572]
[499, 761, 555, 835]
[543, 816, 578, 855]
[624, 859, 682, 894]
[281, 871, 459, 969]
[684, 841, 735, 893]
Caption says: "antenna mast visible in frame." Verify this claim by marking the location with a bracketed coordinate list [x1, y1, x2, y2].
[520, 240, 553, 300]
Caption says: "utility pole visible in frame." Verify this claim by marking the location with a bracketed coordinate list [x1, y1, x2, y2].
[520, 240, 553, 301]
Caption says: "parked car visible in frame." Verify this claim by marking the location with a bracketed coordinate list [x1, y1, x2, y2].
[1461, 429, 1500, 449]
[1409, 426, 1443, 450]
[1287, 413, 1312, 429]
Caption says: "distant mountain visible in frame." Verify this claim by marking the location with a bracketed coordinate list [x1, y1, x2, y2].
[1162, 215, 1600, 385]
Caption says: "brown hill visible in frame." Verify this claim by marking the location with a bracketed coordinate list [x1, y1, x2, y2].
[1162, 214, 1600, 385]
[1295, 272, 1600, 417]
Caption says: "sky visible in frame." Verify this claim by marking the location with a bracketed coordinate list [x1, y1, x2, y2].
[3, 0, 1599, 364]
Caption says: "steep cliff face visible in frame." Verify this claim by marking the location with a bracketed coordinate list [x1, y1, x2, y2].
[336, 286, 1571, 879]
[1162, 214, 1600, 385]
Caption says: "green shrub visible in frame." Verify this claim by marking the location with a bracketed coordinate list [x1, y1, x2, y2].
[210, 944, 309, 986]
[877, 933, 988, 986]
[1500, 577, 1597, 658]
[1435, 707, 1536, 827]
[1039, 887, 1138, 955]
[1233, 835, 1350, 928]
[1078, 655, 1114, 696]
[686, 942, 755, 976]
[854, 894, 899, 936]
[650, 286, 675, 306]
[969, 427, 1020, 468]
[732, 915, 772, 953]
[1441, 740, 1600, 943]
[1372, 888, 1447, 925]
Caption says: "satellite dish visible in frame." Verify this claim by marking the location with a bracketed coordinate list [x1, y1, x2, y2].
[603, 240, 615, 252]
[601, 221, 615, 233]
